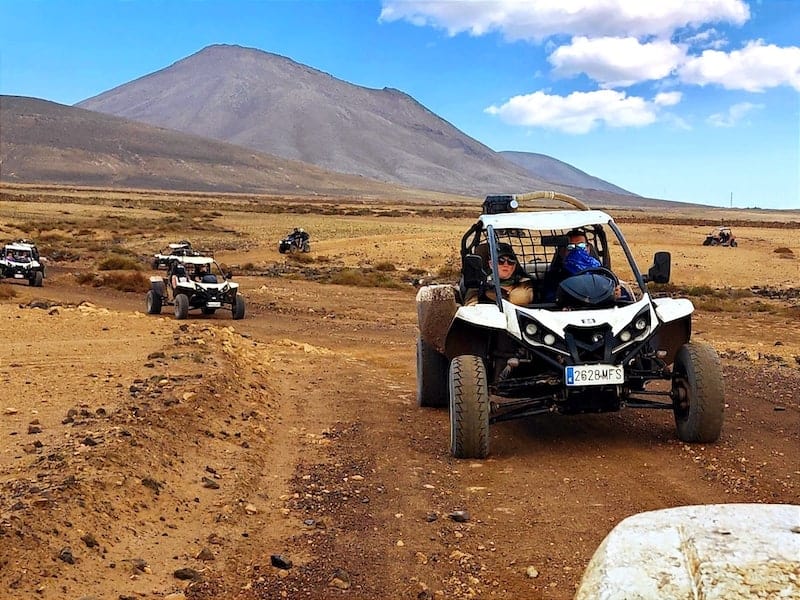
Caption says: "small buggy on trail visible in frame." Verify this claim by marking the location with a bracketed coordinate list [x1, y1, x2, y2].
[702, 227, 737, 247]
[278, 228, 310, 254]
[146, 256, 245, 320]
[1, 240, 45, 286]
[152, 240, 201, 269]
[416, 191, 725, 459]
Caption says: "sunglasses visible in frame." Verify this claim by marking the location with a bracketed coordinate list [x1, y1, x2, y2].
[497, 257, 517, 265]
[566, 242, 587, 250]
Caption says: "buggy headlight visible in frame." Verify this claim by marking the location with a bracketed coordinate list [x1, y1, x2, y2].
[525, 323, 538, 336]
[543, 333, 556, 346]
[634, 318, 647, 331]
[620, 330, 632, 342]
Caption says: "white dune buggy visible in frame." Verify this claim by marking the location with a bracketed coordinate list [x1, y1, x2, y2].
[151, 240, 201, 270]
[416, 191, 725, 459]
[146, 255, 245, 320]
[1, 240, 45, 287]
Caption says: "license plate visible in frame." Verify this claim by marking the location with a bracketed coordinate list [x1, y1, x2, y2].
[206, 302, 221, 308]
[565, 364, 624, 386]
[13, 274, 23, 278]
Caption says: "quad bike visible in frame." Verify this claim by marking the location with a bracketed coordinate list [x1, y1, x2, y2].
[416, 191, 725, 459]
[702, 227, 738, 247]
[278, 229, 310, 254]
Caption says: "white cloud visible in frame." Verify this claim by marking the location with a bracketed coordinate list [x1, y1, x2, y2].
[654, 91, 682, 106]
[679, 40, 800, 91]
[379, 0, 750, 41]
[485, 89, 665, 134]
[707, 101, 763, 127]
[549, 37, 686, 88]
[682, 27, 727, 50]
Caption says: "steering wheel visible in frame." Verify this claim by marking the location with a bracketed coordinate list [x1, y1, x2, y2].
[575, 266, 619, 286]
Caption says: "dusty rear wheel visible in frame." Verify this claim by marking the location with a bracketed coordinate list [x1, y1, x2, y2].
[449, 355, 490, 459]
[174, 294, 190, 320]
[416, 335, 449, 408]
[672, 342, 725, 443]
[30, 271, 43, 287]
[232, 295, 245, 320]
[146, 290, 162, 314]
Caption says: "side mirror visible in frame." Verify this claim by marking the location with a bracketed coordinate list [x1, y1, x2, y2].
[646, 251, 671, 284]
[461, 254, 487, 289]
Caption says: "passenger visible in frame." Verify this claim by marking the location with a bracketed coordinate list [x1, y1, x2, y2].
[466, 243, 534, 306]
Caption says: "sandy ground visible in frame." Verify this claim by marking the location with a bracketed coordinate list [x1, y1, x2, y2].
[0, 197, 798, 599]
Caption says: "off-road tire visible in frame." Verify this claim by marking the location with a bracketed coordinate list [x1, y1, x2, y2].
[730, 239, 738, 247]
[30, 271, 43, 287]
[702, 238, 712, 246]
[146, 290, 162, 314]
[174, 294, 190, 320]
[232, 295, 245, 320]
[416, 335, 449, 408]
[301, 241, 311, 253]
[672, 342, 724, 443]
[449, 355, 490, 459]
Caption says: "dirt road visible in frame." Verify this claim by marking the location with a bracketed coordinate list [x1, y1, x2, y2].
[1, 265, 797, 600]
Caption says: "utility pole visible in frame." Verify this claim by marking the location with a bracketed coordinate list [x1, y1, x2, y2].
[730, 192, 733, 208]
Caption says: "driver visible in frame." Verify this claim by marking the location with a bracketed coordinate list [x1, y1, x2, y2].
[562, 230, 601, 275]
[562, 230, 631, 301]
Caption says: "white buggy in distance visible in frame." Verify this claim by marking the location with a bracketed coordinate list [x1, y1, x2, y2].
[146, 255, 245, 320]
[416, 191, 725, 459]
[1, 240, 45, 287]
[151, 240, 200, 270]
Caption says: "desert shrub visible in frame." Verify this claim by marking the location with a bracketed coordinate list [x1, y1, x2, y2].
[0, 284, 17, 299]
[108, 271, 150, 292]
[773, 247, 794, 255]
[241, 262, 255, 271]
[38, 231, 69, 242]
[75, 272, 98, 285]
[407, 267, 426, 275]
[98, 255, 142, 271]
[435, 263, 460, 280]
[109, 246, 138, 257]
[287, 253, 315, 264]
[374, 261, 397, 272]
[76, 271, 149, 292]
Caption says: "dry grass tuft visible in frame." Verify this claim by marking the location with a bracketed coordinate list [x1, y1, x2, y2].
[98, 255, 142, 271]
[0, 284, 17, 299]
[76, 271, 149, 292]
[287, 253, 315, 264]
[374, 261, 397, 272]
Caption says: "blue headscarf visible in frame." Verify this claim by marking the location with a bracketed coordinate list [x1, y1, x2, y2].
[563, 247, 601, 275]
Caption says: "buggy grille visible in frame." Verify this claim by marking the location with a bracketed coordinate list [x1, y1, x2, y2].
[563, 324, 613, 364]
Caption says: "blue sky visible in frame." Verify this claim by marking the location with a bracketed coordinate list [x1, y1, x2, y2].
[1, 0, 798, 209]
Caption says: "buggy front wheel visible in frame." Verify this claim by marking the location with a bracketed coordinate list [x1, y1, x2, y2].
[449, 355, 490, 459]
[146, 290, 162, 314]
[174, 294, 190, 320]
[416, 335, 449, 408]
[672, 342, 724, 443]
[232, 295, 245, 320]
